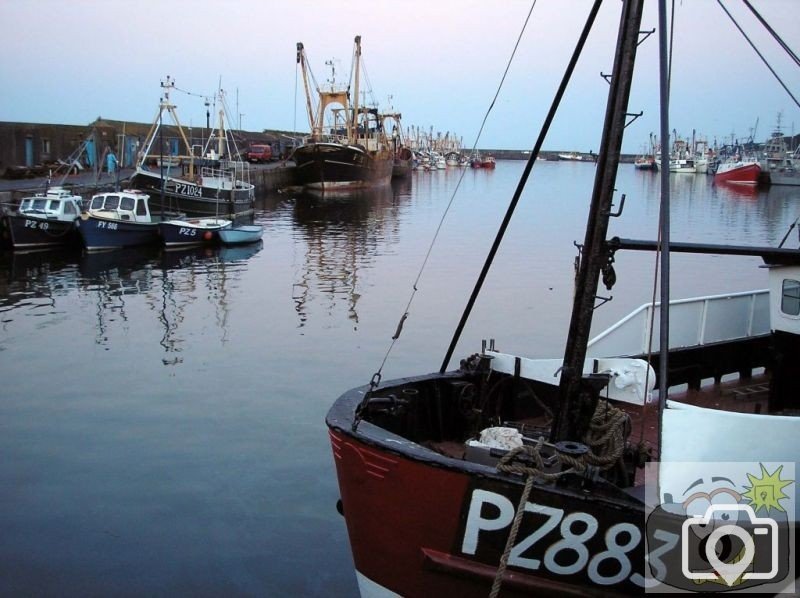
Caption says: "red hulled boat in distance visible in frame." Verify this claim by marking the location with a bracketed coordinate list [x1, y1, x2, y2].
[713, 157, 761, 185]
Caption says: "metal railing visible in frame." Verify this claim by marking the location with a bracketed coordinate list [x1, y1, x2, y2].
[587, 290, 770, 357]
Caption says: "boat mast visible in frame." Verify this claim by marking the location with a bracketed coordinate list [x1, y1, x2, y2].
[217, 105, 225, 159]
[296, 43, 318, 140]
[352, 35, 361, 145]
[551, 0, 645, 443]
[656, 0, 671, 443]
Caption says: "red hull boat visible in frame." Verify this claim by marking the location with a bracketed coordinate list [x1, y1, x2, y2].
[328, 370, 647, 597]
[713, 159, 761, 185]
[326, 3, 799, 597]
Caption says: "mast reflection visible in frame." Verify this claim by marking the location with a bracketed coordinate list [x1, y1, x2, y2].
[0, 243, 261, 364]
[290, 181, 409, 328]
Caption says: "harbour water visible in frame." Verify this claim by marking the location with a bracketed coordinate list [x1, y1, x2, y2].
[1, 161, 798, 595]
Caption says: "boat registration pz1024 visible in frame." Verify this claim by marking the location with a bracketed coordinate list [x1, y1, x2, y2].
[459, 488, 645, 591]
[172, 182, 203, 198]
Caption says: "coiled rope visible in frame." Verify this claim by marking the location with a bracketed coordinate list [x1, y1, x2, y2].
[489, 401, 627, 597]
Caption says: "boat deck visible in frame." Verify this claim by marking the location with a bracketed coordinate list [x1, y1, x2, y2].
[623, 372, 773, 460]
[426, 372, 789, 488]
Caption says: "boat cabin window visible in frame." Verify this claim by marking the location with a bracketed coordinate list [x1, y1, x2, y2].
[48, 200, 61, 212]
[135, 199, 147, 216]
[104, 196, 120, 210]
[64, 201, 78, 215]
[32, 199, 47, 210]
[20, 199, 32, 210]
[90, 196, 104, 210]
[120, 196, 135, 211]
[781, 279, 800, 316]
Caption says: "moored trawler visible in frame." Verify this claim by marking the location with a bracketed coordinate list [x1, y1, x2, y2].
[713, 156, 761, 185]
[633, 154, 656, 169]
[128, 76, 254, 216]
[291, 36, 394, 193]
[760, 116, 800, 186]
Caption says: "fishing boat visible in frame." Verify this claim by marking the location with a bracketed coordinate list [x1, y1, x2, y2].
[292, 36, 394, 193]
[76, 190, 178, 251]
[392, 146, 414, 178]
[326, 2, 797, 596]
[468, 152, 497, 169]
[760, 116, 800, 187]
[159, 218, 232, 247]
[1, 186, 83, 250]
[381, 112, 414, 178]
[764, 146, 800, 186]
[692, 136, 711, 174]
[654, 137, 697, 173]
[445, 152, 462, 167]
[558, 151, 585, 161]
[480, 155, 497, 169]
[128, 76, 254, 217]
[633, 137, 656, 170]
[714, 156, 761, 185]
[218, 224, 263, 245]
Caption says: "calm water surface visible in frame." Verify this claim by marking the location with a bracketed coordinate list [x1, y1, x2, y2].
[1, 162, 798, 595]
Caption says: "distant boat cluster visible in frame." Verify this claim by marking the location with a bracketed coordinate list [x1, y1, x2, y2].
[633, 117, 800, 187]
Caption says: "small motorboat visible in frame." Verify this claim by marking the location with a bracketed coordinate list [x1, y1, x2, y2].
[2, 186, 83, 250]
[218, 224, 264, 245]
[159, 218, 232, 247]
[76, 190, 180, 251]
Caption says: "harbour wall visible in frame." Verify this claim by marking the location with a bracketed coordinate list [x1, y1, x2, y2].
[0, 162, 298, 204]
[251, 162, 296, 193]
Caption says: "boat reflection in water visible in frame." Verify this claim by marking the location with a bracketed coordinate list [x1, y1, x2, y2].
[712, 179, 761, 199]
[0, 242, 261, 364]
[290, 181, 409, 328]
[0, 247, 82, 311]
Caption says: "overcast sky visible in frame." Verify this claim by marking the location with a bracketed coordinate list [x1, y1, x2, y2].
[1, 0, 798, 153]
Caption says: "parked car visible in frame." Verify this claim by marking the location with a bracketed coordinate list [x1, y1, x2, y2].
[247, 144, 272, 163]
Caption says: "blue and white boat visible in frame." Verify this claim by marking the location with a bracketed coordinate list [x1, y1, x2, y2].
[2, 187, 83, 250]
[218, 224, 263, 245]
[159, 218, 233, 247]
[76, 190, 176, 251]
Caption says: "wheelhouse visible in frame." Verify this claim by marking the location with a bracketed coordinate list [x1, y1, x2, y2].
[18, 187, 82, 219]
[86, 191, 151, 222]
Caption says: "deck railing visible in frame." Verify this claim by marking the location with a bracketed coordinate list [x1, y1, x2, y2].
[587, 290, 770, 357]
